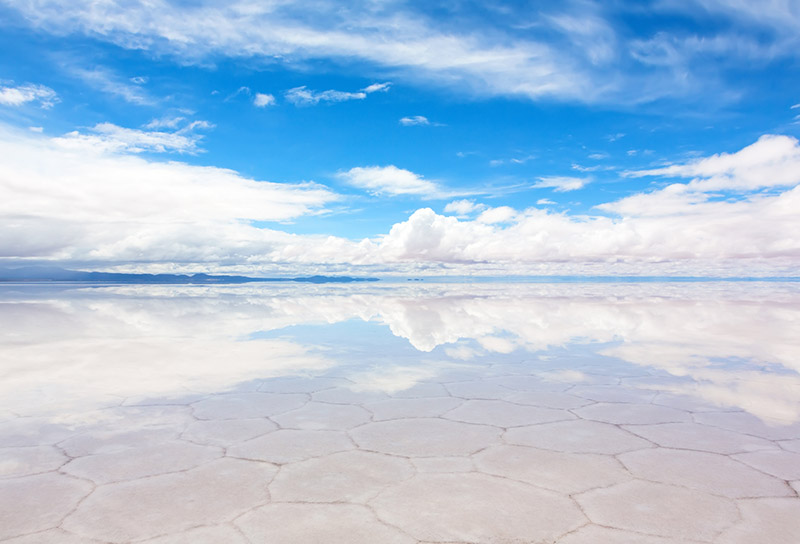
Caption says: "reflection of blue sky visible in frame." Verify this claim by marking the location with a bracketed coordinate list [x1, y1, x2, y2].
[0, 282, 798, 422]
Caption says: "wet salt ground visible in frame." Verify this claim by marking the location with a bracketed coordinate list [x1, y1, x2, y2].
[1, 283, 799, 543]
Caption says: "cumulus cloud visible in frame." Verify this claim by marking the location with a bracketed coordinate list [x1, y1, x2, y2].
[0, 124, 339, 264]
[533, 175, 590, 192]
[285, 86, 366, 106]
[0, 82, 58, 108]
[1, 129, 797, 275]
[254, 92, 276, 107]
[54, 120, 213, 154]
[337, 165, 441, 197]
[626, 134, 800, 192]
[399, 116, 430, 126]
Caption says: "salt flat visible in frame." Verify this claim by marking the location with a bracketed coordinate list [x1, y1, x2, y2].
[1, 282, 798, 543]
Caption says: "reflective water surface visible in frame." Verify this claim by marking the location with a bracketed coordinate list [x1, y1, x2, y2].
[1, 282, 799, 543]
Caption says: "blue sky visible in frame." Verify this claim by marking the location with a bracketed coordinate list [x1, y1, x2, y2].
[1, 0, 799, 276]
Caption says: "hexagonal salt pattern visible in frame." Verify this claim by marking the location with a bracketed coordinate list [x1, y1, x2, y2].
[576, 480, 739, 541]
[0, 445, 66, 478]
[62, 441, 221, 484]
[236, 503, 416, 544]
[141, 525, 250, 544]
[227, 429, 354, 464]
[717, 498, 800, 544]
[61, 458, 276, 542]
[557, 525, 707, 544]
[505, 419, 652, 454]
[618, 448, 793, 498]
[442, 399, 572, 427]
[475, 444, 631, 494]
[0, 473, 93, 540]
[271, 401, 371, 430]
[269, 450, 415, 503]
[190, 392, 307, 420]
[370, 472, 585, 543]
[350, 417, 501, 456]
[3, 352, 800, 543]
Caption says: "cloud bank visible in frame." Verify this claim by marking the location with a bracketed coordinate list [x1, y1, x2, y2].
[1, 126, 798, 276]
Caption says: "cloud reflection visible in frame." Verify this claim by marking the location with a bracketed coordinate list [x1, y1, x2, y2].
[0, 282, 798, 422]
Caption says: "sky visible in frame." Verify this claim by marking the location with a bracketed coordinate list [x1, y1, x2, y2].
[1, 0, 799, 277]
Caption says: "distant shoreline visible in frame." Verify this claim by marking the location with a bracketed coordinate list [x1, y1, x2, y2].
[0, 267, 380, 284]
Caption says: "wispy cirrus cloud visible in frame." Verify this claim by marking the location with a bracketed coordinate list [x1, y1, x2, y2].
[285, 86, 365, 106]
[0, 82, 58, 108]
[399, 115, 430, 126]
[0, 1, 595, 102]
[363, 82, 391, 93]
[8, 0, 798, 106]
[532, 175, 590, 192]
[54, 120, 213, 154]
[72, 66, 154, 105]
[284, 82, 389, 106]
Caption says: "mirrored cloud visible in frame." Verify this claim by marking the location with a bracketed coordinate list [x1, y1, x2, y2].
[2, 283, 797, 422]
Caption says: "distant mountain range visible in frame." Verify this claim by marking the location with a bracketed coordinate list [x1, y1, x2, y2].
[0, 266, 379, 284]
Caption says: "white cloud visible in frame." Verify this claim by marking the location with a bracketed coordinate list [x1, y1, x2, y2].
[444, 199, 485, 216]
[254, 92, 276, 107]
[399, 115, 430, 126]
[1, 129, 797, 276]
[54, 121, 212, 154]
[490, 155, 535, 167]
[337, 165, 441, 197]
[476, 206, 517, 224]
[5, 284, 797, 421]
[6, 0, 800, 106]
[363, 82, 391, 93]
[28, 126, 44, 133]
[0, 83, 58, 108]
[533, 175, 590, 192]
[792, 103, 800, 109]
[0, 124, 338, 264]
[73, 66, 153, 105]
[130, 75, 148, 84]
[626, 134, 800, 192]
[537, 198, 555, 205]
[0, 1, 598, 102]
[144, 116, 186, 129]
[285, 86, 366, 106]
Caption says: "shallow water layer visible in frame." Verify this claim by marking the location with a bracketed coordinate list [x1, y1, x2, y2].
[1, 282, 799, 543]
